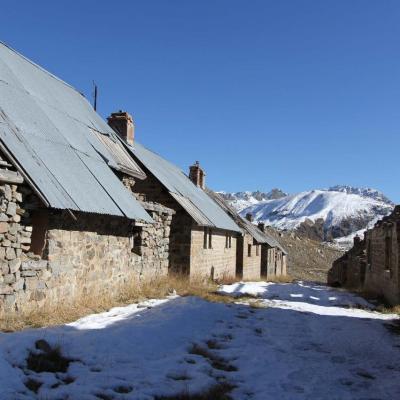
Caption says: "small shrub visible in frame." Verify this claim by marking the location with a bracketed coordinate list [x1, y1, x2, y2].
[26, 340, 75, 373]
[154, 382, 235, 400]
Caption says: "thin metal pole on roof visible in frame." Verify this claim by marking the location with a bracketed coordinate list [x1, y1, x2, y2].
[93, 81, 98, 111]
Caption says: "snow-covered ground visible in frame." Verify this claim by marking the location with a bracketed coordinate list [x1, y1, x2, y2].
[1, 282, 400, 399]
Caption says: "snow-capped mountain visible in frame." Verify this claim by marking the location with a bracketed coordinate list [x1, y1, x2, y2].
[218, 189, 287, 211]
[220, 186, 394, 243]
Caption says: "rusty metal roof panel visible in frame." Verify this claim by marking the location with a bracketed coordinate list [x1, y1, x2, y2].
[0, 42, 152, 222]
[129, 142, 241, 233]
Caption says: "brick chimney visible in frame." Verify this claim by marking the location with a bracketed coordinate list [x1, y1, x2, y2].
[258, 222, 265, 232]
[189, 161, 205, 189]
[246, 213, 253, 222]
[107, 111, 134, 145]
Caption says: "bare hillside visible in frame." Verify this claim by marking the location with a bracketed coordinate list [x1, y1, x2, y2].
[266, 228, 344, 283]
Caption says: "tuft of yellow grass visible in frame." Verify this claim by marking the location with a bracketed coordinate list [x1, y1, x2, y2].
[0, 274, 234, 332]
[262, 274, 293, 284]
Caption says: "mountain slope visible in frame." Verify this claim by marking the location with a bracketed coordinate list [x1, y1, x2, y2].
[221, 186, 394, 243]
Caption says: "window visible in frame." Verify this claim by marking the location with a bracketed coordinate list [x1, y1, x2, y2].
[256, 245, 259, 256]
[204, 228, 212, 249]
[248, 244, 252, 257]
[225, 233, 232, 249]
[30, 210, 49, 257]
[131, 226, 143, 255]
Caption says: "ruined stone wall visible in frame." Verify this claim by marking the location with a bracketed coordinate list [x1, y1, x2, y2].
[0, 171, 174, 312]
[190, 227, 236, 280]
[328, 238, 366, 290]
[363, 212, 400, 305]
[237, 233, 261, 280]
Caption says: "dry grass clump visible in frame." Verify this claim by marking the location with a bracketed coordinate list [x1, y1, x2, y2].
[376, 304, 400, 315]
[0, 274, 236, 332]
[262, 274, 294, 284]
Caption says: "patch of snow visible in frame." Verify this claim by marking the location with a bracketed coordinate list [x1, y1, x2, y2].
[1, 283, 399, 399]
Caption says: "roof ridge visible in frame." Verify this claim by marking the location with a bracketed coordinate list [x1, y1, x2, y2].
[0, 41, 84, 96]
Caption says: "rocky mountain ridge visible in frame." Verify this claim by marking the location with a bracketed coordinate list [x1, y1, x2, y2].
[220, 186, 394, 245]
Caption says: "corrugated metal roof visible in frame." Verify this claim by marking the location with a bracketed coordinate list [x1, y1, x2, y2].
[207, 189, 288, 253]
[0, 42, 152, 223]
[129, 142, 241, 233]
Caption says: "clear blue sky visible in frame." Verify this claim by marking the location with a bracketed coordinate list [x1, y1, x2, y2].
[1, 1, 399, 201]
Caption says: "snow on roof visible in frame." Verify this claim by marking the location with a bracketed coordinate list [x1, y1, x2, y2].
[0, 42, 151, 222]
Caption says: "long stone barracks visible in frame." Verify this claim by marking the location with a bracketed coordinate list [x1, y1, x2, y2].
[328, 206, 400, 305]
[0, 42, 287, 312]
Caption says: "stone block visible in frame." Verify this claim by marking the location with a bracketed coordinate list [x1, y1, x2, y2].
[8, 259, 21, 273]
[5, 247, 16, 260]
[0, 222, 9, 234]
[6, 202, 16, 216]
[21, 260, 47, 271]
[3, 274, 15, 284]
[0, 284, 13, 295]
[0, 213, 8, 222]
[21, 270, 36, 277]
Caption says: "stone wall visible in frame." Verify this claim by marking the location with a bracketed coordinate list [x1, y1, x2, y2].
[0, 168, 174, 312]
[131, 162, 239, 279]
[237, 233, 261, 280]
[328, 236, 366, 289]
[190, 227, 237, 280]
[260, 246, 287, 278]
[363, 208, 400, 305]
[329, 206, 400, 305]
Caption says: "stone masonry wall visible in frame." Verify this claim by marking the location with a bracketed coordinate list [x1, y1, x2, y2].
[0, 170, 174, 312]
[363, 212, 400, 305]
[237, 233, 261, 281]
[190, 227, 236, 280]
[328, 237, 366, 290]
[131, 163, 238, 278]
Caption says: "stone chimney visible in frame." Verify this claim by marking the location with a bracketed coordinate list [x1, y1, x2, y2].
[246, 213, 253, 222]
[258, 222, 265, 232]
[107, 111, 134, 145]
[189, 161, 205, 189]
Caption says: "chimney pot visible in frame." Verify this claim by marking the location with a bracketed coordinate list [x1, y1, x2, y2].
[107, 111, 134, 145]
[246, 213, 253, 222]
[189, 161, 206, 189]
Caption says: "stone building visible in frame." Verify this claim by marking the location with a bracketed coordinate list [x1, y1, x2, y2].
[257, 222, 288, 278]
[328, 206, 400, 305]
[0, 43, 174, 312]
[206, 190, 288, 280]
[105, 117, 242, 280]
